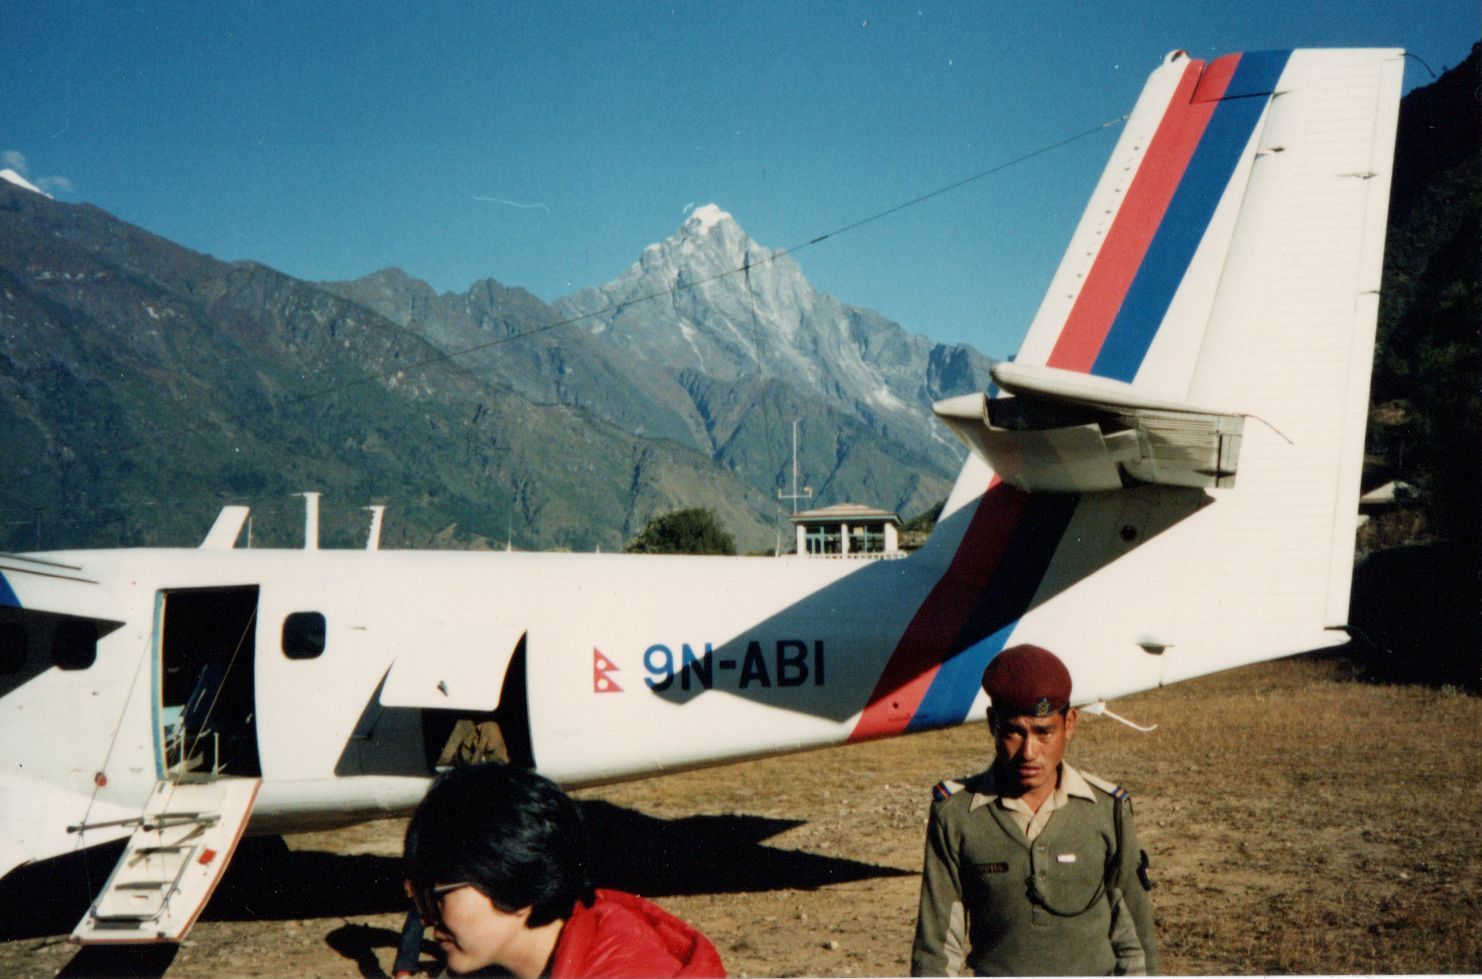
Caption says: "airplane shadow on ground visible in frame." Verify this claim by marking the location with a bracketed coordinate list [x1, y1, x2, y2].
[3, 800, 910, 977]
[579, 800, 912, 896]
[314, 801, 914, 978]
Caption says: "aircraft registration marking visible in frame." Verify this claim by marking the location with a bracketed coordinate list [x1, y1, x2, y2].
[642, 640, 826, 691]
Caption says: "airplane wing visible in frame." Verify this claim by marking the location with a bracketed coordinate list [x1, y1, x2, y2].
[1, 555, 126, 681]
[1, 553, 125, 626]
[1, 556, 136, 878]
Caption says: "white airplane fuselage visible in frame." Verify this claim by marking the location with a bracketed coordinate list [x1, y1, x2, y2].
[5, 545, 943, 859]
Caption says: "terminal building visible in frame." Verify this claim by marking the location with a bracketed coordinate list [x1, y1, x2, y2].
[789, 503, 904, 559]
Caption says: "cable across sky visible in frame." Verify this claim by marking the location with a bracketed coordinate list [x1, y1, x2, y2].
[1, 2, 1472, 359]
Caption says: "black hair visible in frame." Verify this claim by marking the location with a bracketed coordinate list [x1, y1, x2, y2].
[404, 764, 595, 927]
[987, 704, 1071, 732]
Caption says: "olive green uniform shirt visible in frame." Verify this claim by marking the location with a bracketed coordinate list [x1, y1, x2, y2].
[911, 763, 1158, 976]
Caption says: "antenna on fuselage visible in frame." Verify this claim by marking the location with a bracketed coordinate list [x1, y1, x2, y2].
[364, 505, 385, 551]
[298, 492, 321, 550]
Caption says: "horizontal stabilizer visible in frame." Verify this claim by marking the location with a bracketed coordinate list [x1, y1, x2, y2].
[991, 361, 1235, 415]
[934, 364, 1244, 493]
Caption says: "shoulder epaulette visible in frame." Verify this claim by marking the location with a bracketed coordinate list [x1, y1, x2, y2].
[1081, 772, 1130, 801]
[931, 778, 965, 802]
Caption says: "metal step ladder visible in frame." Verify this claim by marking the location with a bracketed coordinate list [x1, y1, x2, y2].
[71, 777, 260, 944]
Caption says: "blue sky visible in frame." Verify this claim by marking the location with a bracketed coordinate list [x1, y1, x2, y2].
[3, 1, 1474, 359]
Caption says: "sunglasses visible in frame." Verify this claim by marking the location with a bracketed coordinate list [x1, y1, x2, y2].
[410, 881, 472, 926]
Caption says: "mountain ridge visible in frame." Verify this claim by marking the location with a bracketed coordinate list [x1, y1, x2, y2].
[327, 203, 992, 520]
[0, 183, 787, 552]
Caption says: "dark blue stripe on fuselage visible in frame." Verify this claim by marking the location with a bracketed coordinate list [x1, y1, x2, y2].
[907, 493, 1082, 731]
[1091, 50, 1292, 382]
[0, 572, 18, 608]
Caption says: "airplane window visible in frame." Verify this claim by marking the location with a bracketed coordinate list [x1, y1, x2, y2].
[0, 622, 25, 674]
[52, 619, 98, 670]
[282, 612, 326, 659]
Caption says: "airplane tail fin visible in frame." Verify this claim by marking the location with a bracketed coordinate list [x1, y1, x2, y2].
[884, 49, 1403, 731]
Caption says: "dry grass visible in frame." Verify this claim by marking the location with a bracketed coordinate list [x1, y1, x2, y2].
[2, 651, 1478, 977]
[594, 652, 1482, 976]
[1071, 654, 1481, 974]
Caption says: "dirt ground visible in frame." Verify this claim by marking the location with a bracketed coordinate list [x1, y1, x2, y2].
[3, 650, 1478, 977]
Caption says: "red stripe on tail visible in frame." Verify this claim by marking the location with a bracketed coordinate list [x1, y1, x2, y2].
[1047, 57, 1234, 372]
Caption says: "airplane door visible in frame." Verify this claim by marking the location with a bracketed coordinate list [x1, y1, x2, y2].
[252, 589, 429, 780]
[156, 586, 261, 779]
[251, 582, 533, 781]
[75, 585, 267, 945]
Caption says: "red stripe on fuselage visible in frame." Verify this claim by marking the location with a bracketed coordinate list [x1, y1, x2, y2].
[1047, 57, 1234, 372]
[849, 481, 1028, 741]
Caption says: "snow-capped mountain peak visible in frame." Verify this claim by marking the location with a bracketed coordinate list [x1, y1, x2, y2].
[624, 203, 766, 282]
[0, 169, 50, 198]
[552, 205, 992, 493]
[684, 203, 732, 233]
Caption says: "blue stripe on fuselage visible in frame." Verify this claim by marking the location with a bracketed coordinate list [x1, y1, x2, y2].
[0, 572, 18, 608]
[1092, 50, 1292, 382]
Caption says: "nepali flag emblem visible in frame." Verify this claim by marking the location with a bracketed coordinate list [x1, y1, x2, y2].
[593, 649, 622, 693]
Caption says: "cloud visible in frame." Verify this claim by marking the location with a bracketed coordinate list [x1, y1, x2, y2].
[38, 176, 73, 195]
[473, 196, 550, 214]
[2, 150, 28, 173]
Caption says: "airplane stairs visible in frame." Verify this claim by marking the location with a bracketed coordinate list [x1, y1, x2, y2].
[70, 777, 260, 944]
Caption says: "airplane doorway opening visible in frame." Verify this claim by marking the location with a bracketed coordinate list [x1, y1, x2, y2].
[158, 586, 261, 779]
[418, 635, 535, 772]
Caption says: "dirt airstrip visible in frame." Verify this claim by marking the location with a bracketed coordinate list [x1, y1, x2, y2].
[3, 650, 1479, 977]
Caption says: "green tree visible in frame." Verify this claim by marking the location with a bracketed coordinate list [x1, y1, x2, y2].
[624, 507, 737, 555]
[1371, 44, 1481, 555]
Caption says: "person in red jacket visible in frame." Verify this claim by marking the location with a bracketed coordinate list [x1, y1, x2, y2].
[404, 763, 724, 978]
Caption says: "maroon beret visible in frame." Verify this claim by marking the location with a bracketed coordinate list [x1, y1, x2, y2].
[981, 644, 1072, 717]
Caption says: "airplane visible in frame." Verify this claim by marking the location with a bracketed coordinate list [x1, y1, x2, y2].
[0, 46, 1403, 945]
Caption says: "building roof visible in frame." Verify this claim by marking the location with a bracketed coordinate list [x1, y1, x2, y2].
[1359, 480, 1416, 506]
[789, 503, 902, 526]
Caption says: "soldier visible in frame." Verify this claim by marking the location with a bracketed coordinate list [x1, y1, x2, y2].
[911, 644, 1158, 976]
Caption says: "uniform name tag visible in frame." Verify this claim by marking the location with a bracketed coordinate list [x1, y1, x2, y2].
[976, 862, 1009, 874]
[1056, 853, 1077, 863]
